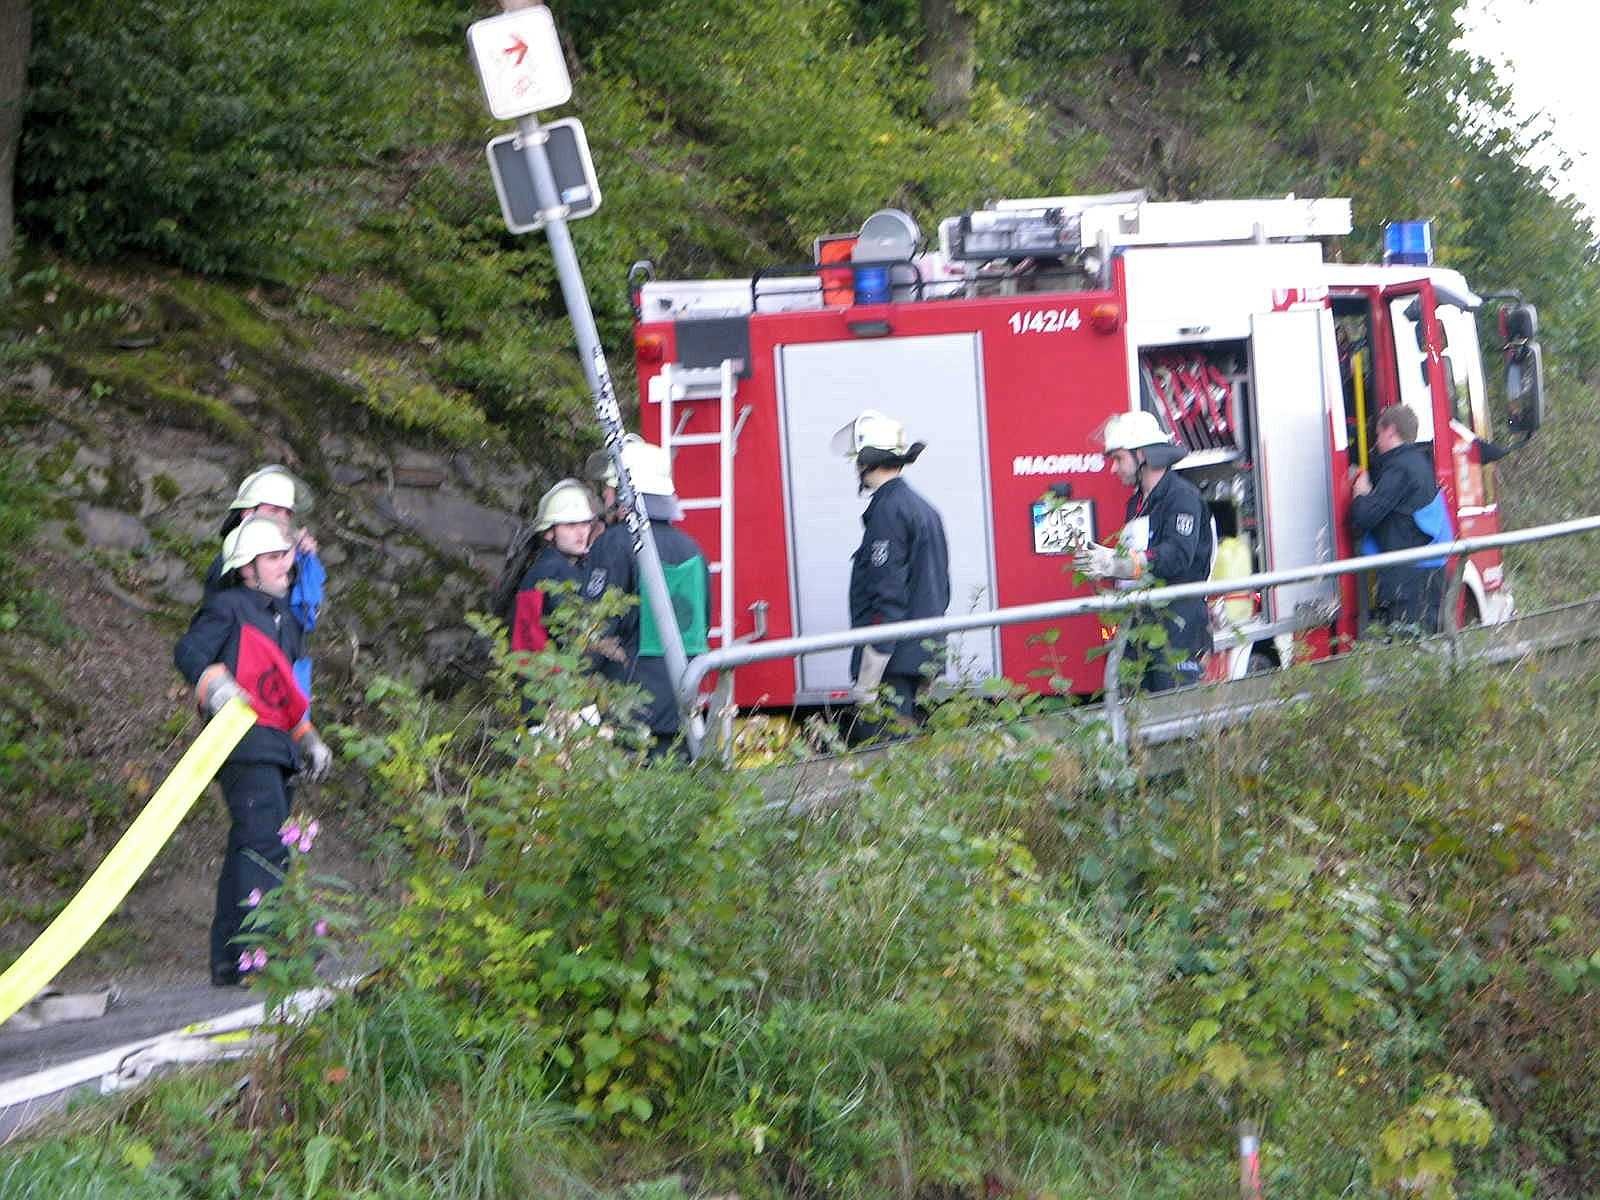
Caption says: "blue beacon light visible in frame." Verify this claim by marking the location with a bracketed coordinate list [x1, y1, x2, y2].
[1383, 220, 1434, 267]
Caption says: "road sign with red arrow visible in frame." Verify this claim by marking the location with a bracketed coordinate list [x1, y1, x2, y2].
[467, 7, 571, 120]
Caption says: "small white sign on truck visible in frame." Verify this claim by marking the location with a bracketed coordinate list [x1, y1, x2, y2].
[467, 6, 571, 120]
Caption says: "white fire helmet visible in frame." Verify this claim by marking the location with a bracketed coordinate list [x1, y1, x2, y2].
[228, 465, 304, 513]
[830, 409, 910, 459]
[532, 478, 601, 533]
[618, 438, 675, 497]
[221, 516, 294, 575]
[1099, 410, 1172, 454]
[583, 433, 648, 488]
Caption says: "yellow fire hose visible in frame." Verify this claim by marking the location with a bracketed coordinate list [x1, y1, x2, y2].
[0, 698, 256, 1027]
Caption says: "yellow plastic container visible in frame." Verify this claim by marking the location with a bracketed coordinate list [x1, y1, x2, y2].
[1213, 536, 1256, 625]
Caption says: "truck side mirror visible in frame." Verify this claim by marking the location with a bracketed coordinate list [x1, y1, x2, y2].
[1402, 299, 1426, 350]
[1506, 340, 1544, 435]
[1498, 302, 1538, 341]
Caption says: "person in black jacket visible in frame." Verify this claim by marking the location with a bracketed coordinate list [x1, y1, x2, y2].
[832, 410, 951, 735]
[583, 439, 710, 758]
[1350, 404, 1446, 632]
[1076, 410, 1213, 692]
[174, 518, 333, 986]
[511, 479, 603, 656]
[202, 467, 325, 704]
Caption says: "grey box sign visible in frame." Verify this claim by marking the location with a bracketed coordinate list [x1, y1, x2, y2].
[486, 118, 602, 235]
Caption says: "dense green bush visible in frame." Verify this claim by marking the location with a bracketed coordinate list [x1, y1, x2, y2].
[273, 644, 1600, 1193]
[596, 0, 1086, 253]
[9, 637, 1600, 1195]
[20, 0, 458, 274]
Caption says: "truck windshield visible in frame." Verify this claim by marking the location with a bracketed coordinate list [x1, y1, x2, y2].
[1388, 296, 1437, 441]
[1435, 304, 1490, 439]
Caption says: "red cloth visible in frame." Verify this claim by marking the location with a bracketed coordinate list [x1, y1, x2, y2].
[236, 623, 309, 731]
[511, 588, 549, 653]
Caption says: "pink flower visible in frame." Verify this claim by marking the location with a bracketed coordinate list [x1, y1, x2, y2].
[313, 920, 329, 938]
[245, 888, 262, 908]
[279, 822, 302, 846]
[250, 947, 268, 970]
[238, 950, 254, 974]
[306, 819, 321, 840]
[297, 834, 313, 854]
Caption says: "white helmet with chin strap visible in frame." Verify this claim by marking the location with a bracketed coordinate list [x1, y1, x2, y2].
[619, 438, 675, 497]
[532, 479, 601, 533]
[832, 409, 907, 458]
[830, 410, 926, 480]
[1101, 410, 1186, 468]
[221, 517, 294, 575]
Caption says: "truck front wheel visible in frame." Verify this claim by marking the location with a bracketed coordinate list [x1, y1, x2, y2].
[1245, 647, 1278, 676]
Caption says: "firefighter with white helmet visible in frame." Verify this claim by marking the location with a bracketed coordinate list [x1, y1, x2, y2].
[175, 517, 332, 987]
[583, 438, 711, 757]
[510, 478, 604, 656]
[583, 433, 648, 525]
[206, 465, 325, 703]
[832, 409, 951, 735]
[1076, 409, 1213, 692]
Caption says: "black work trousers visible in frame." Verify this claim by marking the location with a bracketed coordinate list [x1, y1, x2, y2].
[1374, 566, 1447, 635]
[844, 674, 921, 746]
[1139, 655, 1204, 694]
[1128, 607, 1207, 694]
[210, 761, 293, 975]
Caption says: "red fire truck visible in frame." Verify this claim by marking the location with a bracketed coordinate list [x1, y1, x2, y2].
[628, 192, 1545, 707]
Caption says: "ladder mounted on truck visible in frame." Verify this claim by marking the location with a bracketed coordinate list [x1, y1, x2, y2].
[650, 358, 762, 752]
[648, 358, 753, 652]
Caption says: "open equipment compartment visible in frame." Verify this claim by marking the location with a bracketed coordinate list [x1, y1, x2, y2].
[1137, 336, 1262, 629]
[1135, 308, 1341, 635]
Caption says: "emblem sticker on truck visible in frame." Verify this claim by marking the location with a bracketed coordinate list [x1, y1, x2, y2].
[1031, 499, 1094, 556]
[1007, 307, 1082, 335]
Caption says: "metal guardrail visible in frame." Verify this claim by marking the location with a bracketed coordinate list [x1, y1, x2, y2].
[1119, 592, 1600, 752]
[678, 514, 1600, 758]
[733, 592, 1600, 824]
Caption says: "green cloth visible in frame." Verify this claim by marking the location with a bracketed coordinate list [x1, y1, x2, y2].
[639, 556, 710, 656]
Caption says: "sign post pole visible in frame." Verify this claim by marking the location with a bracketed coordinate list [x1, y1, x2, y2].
[513, 115, 694, 734]
[471, 3, 694, 747]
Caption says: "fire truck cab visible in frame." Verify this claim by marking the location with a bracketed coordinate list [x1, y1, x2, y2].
[629, 191, 1545, 707]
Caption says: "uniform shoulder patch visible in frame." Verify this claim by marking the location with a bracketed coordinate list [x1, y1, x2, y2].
[1175, 513, 1196, 537]
[870, 539, 891, 567]
[584, 568, 608, 598]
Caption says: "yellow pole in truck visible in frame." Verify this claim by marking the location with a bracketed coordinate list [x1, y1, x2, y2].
[1352, 350, 1370, 469]
[0, 699, 256, 1027]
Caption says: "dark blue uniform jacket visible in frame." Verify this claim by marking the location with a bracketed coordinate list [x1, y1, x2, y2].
[511, 544, 587, 654]
[585, 519, 710, 735]
[174, 587, 307, 769]
[1127, 467, 1213, 659]
[848, 476, 952, 680]
[1350, 441, 1439, 607]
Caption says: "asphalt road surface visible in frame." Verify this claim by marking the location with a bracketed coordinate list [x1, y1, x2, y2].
[0, 982, 254, 1142]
